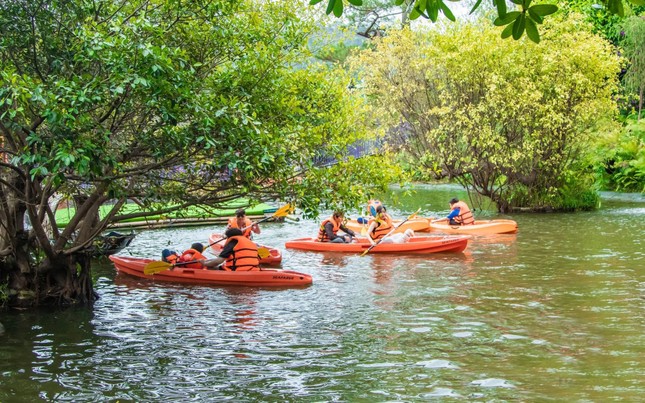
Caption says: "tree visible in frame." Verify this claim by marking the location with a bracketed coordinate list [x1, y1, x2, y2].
[348, 18, 620, 212]
[620, 16, 645, 121]
[0, 0, 400, 307]
[312, 0, 645, 43]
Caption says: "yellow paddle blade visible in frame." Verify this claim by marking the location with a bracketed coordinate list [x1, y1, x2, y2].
[258, 247, 271, 259]
[143, 261, 172, 275]
[408, 208, 421, 220]
[272, 203, 293, 218]
[360, 225, 368, 236]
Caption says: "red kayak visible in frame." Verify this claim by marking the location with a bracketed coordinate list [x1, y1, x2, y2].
[109, 255, 312, 287]
[208, 233, 282, 265]
[285, 235, 468, 254]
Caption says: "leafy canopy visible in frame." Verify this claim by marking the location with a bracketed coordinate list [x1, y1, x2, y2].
[311, 0, 644, 43]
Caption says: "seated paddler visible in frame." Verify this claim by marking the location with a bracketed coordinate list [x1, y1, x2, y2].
[200, 228, 261, 271]
[317, 210, 357, 243]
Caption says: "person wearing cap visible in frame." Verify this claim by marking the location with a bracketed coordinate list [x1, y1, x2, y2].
[226, 208, 260, 239]
[317, 210, 357, 243]
[200, 228, 260, 271]
[433, 198, 475, 225]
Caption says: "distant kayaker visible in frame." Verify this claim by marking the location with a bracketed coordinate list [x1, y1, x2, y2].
[367, 205, 394, 245]
[226, 208, 261, 239]
[200, 228, 260, 271]
[317, 211, 357, 243]
[162, 242, 208, 269]
[433, 198, 475, 226]
[367, 199, 383, 217]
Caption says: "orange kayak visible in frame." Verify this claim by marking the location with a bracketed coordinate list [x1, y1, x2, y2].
[109, 255, 312, 287]
[344, 217, 432, 234]
[285, 236, 468, 254]
[429, 219, 518, 235]
[208, 233, 282, 265]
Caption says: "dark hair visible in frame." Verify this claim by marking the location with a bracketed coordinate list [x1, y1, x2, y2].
[225, 228, 244, 238]
[333, 210, 344, 218]
[449, 198, 459, 205]
[191, 242, 204, 253]
[235, 208, 246, 218]
[376, 205, 386, 213]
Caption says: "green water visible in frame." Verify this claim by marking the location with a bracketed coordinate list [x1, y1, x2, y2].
[1, 185, 643, 401]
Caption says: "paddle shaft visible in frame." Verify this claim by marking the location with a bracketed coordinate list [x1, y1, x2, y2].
[206, 214, 273, 248]
[361, 209, 420, 256]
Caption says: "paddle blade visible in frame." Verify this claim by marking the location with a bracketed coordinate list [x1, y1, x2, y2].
[408, 208, 421, 220]
[360, 245, 375, 256]
[258, 247, 271, 259]
[143, 261, 172, 275]
[272, 203, 293, 219]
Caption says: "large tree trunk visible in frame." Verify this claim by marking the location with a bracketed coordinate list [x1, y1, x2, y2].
[2, 252, 96, 308]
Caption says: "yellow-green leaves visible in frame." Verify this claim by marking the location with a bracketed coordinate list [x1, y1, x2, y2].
[313, 0, 364, 17]
[348, 19, 620, 210]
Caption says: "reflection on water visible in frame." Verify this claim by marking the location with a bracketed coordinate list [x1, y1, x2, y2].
[1, 189, 643, 401]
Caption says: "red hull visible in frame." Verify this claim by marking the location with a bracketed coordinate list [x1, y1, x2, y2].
[285, 236, 468, 254]
[109, 255, 311, 287]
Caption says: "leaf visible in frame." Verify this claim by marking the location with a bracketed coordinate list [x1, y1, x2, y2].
[326, 0, 335, 15]
[512, 13, 526, 40]
[510, 0, 523, 5]
[501, 23, 514, 38]
[495, 0, 507, 18]
[628, 0, 645, 5]
[528, 8, 544, 23]
[525, 17, 540, 43]
[427, 2, 439, 22]
[333, 0, 344, 16]
[528, 4, 558, 17]
[347, 0, 362, 5]
[395, 0, 405, 4]
[494, 11, 521, 26]
[469, 0, 483, 14]
[310, 0, 323, 4]
[440, 2, 456, 21]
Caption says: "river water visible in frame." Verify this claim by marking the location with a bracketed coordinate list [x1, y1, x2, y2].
[1, 185, 643, 401]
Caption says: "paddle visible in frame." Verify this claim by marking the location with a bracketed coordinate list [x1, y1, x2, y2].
[144, 247, 271, 275]
[206, 203, 293, 249]
[360, 208, 421, 256]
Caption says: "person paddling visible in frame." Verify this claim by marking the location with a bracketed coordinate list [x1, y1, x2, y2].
[226, 208, 261, 239]
[200, 228, 260, 271]
[317, 210, 357, 243]
[433, 198, 475, 226]
[366, 205, 394, 245]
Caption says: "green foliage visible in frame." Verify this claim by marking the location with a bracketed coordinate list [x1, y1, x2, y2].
[593, 119, 645, 192]
[0, 0, 401, 306]
[349, 18, 620, 211]
[620, 16, 645, 121]
[314, 0, 645, 43]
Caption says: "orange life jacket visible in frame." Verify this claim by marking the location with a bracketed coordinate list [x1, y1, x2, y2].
[452, 201, 475, 225]
[179, 248, 207, 269]
[317, 216, 341, 242]
[368, 212, 393, 240]
[367, 200, 382, 217]
[222, 235, 260, 271]
[227, 217, 254, 238]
